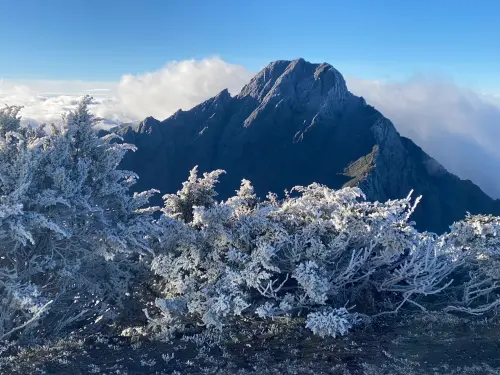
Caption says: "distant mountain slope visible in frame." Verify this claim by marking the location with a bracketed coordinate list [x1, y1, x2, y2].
[116, 58, 500, 233]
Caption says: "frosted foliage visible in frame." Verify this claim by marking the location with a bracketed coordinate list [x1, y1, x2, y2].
[150, 168, 500, 337]
[161, 166, 225, 222]
[441, 214, 500, 314]
[306, 308, 358, 338]
[0, 98, 158, 341]
[293, 261, 329, 305]
[4, 98, 500, 342]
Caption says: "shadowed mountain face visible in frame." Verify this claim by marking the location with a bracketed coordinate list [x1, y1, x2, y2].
[116, 58, 500, 233]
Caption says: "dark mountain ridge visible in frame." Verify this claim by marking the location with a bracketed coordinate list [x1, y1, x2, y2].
[116, 58, 500, 233]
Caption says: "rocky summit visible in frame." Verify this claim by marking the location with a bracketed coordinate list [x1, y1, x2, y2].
[115, 58, 500, 233]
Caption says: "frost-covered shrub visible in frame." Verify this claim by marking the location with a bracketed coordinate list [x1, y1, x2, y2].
[441, 214, 500, 314]
[305, 308, 359, 338]
[161, 167, 225, 223]
[0, 98, 158, 341]
[149, 167, 497, 338]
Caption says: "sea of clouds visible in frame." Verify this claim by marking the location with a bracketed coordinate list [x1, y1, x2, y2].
[0, 58, 252, 128]
[1, 57, 499, 198]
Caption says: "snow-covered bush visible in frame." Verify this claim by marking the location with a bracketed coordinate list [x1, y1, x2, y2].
[305, 308, 359, 338]
[161, 166, 225, 223]
[441, 214, 500, 314]
[0, 98, 158, 341]
[149, 167, 500, 338]
[4, 98, 499, 342]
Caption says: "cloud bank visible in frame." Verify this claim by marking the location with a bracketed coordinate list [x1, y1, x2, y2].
[346, 76, 500, 199]
[1, 57, 499, 198]
[0, 57, 253, 127]
[113, 58, 253, 122]
[0, 79, 118, 126]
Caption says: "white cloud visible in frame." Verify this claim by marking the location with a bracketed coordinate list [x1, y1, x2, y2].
[0, 57, 253, 126]
[1, 58, 500, 198]
[111, 57, 253, 121]
[346, 75, 500, 198]
[0, 79, 117, 126]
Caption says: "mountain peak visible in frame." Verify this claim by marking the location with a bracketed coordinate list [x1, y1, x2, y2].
[237, 58, 352, 127]
[117, 58, 500, 234]
[213, 88, 232, 104]
[238, 58, 350, 107]
[137, 116, 160, 134]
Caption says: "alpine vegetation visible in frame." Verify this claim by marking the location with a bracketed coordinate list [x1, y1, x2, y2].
[148, 167, 500, 339]
[2, 98, 500, 350]
[0, 98, 158, 341]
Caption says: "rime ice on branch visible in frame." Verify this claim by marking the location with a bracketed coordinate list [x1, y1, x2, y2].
[0, 98, 158, 341]
[150, 167, 500, 338]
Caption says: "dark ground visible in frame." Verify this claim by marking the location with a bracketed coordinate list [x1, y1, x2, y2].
[1, 313, 500, 375]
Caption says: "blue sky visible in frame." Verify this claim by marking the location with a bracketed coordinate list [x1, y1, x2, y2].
[1, 0, 499, 92]
[1, 0, 500, 198]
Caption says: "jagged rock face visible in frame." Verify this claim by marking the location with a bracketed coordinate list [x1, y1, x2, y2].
[117, 58, 500, 233]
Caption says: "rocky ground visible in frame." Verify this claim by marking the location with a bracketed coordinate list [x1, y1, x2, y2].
[1, 313, 500, 375]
